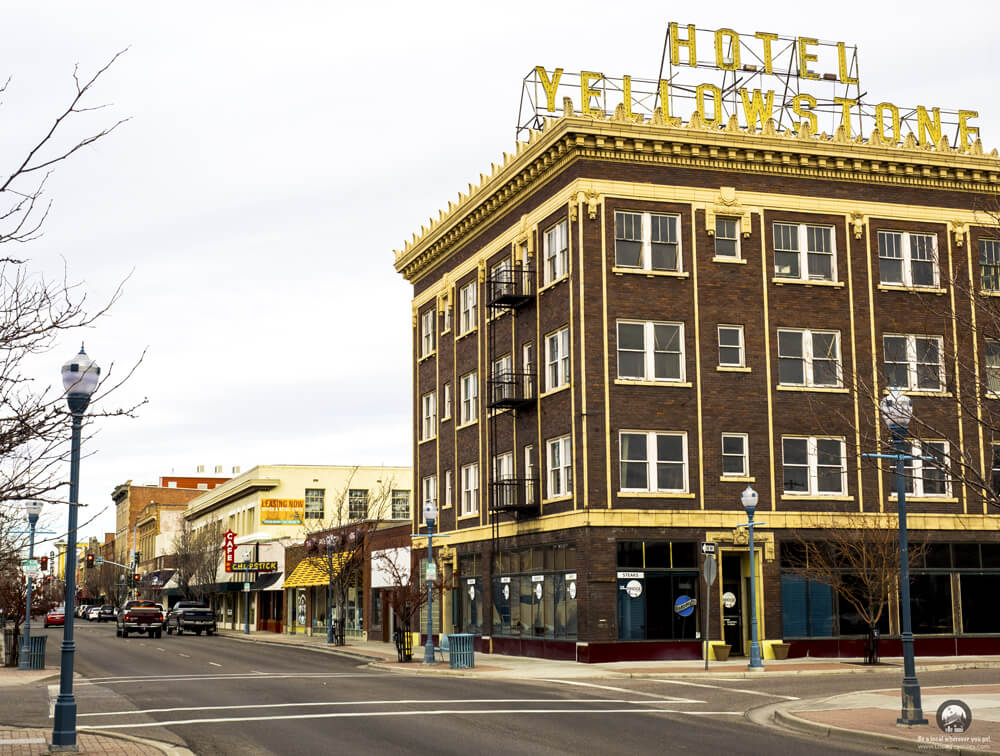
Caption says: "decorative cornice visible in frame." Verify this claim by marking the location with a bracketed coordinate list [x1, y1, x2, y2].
[394, 113, 1000, 283]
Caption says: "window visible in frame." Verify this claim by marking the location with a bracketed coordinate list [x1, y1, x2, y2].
[421, 476, 437, 520]
[304, 488, 325, 519]
[902, 440, 950, 497]
[493, 451, 513, 482]
[993, 444, 1000, 496]
[545, 327, 570, 391]
[777, 329, 841, 387]
[348, 489, 368, 520]
[442, 382, 452, 420]
[883, 334, 944, 392]
[443, 470, 452, 508]
[493, 353, 512, 392]
[617, 321, 684, 382]
[782, 436, 846, 495]
[420, 309, 436, 357]
[619, 431, 688, 492]
[715, 217, 740, 258]
[773, 222, 835, 281]
[878, 230, 938, 288]
[461, 463, 479, 516]
[546, 435, 573, 498]
[490, 257, 513, 302]
[420, 391, 436, 440]
[524, 445, 536, 505]
[980, 239, 1000, 292]
[543, 220, 568, 284]
[721, 433, 748, 477]
[718, 325, 745, 367]
[460, 371, 478, 424]
[459, 282, 477, 334]
[391, 490, 410, 520]
[441, 301, 451, 333]
[614, 211, 681, 271]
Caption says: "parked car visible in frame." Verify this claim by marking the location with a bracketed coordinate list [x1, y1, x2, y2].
[86, 606, 102, 621]
[97, 605, 116, 623]
[44, 609, 65, 628]
[164, 601, 217, 636]
[116, 600, 164, 639]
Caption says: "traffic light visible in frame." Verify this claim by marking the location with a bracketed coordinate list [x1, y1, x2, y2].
[134, 551, 141, 564]
[133, 573, 141, 583]
[40, 556, 48, 571]
[86, 553, 94, 569]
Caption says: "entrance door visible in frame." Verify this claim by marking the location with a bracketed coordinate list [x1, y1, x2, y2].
[721, 554, 744, 656]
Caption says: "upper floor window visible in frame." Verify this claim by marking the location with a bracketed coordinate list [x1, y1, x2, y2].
[443, 470, 452, 509]
[619, 431, 688, 492]
[546, 435, 573, 498]
[614, 211, 681, 271]
[903, 441, 950, 497]
[461, 462, 479, 516]
[715, 217, 740, 259]
[878, 231, 938, 288]
[544, 220, 568, 285]
[391, 490, 410, 520]
[883, 334, 944, 392]
[782, 436, 846, 496]
[980, 239, 1000, 292]
[721, 433, 748, 477]
[420, 391, 437, 441]
[777, 329, 841, 387]
[420, 309, 436, 357]
[773, 223, 835, 282]
[490, 257, 512, 302]
[617, 320, 684, 382]
[459, 282, 477, 334]
[441, 303, 452, 333]
[304, 488, 325, 519]
[442, 382, 452, 420]
[991, 444, 1000, 495]
[718, 325, 745, 368]
[421, 475, 437, 520]
[985, 340, 1000, 394]
[493, 451, 514, 482]
[460, 371, 478, 425]
[348, 489, 368, 520]
[545, 327, 570, 392]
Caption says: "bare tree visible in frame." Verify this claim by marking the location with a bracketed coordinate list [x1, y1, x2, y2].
[372, 546, 452, 661]
[192, 521, 224, 604]
[0, 550, 54, 634]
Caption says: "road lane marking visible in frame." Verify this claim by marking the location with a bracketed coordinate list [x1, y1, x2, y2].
[209, 662, 222, 667]
[156, 648, 165, 652]
[648, 679, 800, 701]
[78, 707, 716, 729]
[177, 653, 191, 658]
[542, 679, 701, 703]
[47, 684, 58, 718]
[78, 698, 691, 718]
[78, 673, 385, 686]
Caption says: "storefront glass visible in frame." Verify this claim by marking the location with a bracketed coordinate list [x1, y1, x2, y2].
[491, 544, 576, 639]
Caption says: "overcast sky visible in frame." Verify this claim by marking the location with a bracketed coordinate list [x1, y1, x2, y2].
[5, 1, 998, 547]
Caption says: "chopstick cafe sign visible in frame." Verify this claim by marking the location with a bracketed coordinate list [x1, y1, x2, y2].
[260, 498, 305, 525]
[519, 22, 981, 150]
[223, 529, 237, 572]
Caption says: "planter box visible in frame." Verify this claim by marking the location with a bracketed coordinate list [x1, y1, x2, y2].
[711, 643, 731, 662]
[771, 642, 791, 660]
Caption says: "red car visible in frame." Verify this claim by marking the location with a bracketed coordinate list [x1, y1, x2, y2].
[44, 610, 65, 628]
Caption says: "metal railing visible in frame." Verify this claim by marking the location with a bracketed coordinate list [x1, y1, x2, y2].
[486, 268, 534, 308]
[490, 478, 540, 516]
[487, 371, 535, 409]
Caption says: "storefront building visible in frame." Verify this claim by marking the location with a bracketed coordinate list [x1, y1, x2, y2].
[394, 24, 1000, 661]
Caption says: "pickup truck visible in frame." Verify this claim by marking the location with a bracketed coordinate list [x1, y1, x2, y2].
[116, 600, 164, 639]
[164, 601, 217, 636]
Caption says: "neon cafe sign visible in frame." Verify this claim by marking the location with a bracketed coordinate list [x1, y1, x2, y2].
[518, 23, 981, 150]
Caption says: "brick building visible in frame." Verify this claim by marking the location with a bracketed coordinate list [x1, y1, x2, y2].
[394, 93, 1000, 660]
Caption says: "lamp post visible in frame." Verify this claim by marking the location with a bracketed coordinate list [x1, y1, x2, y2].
[324, 535, 338, 644]
[878, 389, 928, 726]
[740, 486, 764, 670]
[18, 502, 44, 670]
[52, 345, 100, 750]
[423, 500, 437, 665]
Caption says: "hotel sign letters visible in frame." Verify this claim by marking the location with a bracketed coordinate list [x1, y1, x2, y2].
[521, 22, 980, 150]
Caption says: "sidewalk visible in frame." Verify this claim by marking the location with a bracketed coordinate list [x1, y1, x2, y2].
[771, 684, 1000, 754]
[0, 726, 192, 756]
[217, 629, 1000, 680]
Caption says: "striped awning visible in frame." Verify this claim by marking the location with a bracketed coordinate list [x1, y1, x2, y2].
[284, 554, 351, 588]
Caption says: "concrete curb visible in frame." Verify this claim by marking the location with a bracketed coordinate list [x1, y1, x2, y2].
[215, 632, 386, 664]
[78, 727, 197, 756]
[624, 661, 1000, 680]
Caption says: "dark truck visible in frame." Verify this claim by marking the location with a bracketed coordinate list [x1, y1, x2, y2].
[116, 600, 164, 639]
[164, 601, 217, 636]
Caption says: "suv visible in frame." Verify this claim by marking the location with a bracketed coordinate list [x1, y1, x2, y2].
[97, 605, 116, 623]
[164, 601, 217, 636]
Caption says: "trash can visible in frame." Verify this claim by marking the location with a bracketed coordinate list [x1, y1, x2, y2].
[2, 629, 18, 667]
[448, 633, 474, 669]
[28, 635, 47, 670]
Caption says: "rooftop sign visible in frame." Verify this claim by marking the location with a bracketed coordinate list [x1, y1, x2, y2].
[518, 23, 980, 150]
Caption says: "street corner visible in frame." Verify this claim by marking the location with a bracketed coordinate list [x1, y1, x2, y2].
[0, 668, 58, 688]
[0, 725, 193, 756]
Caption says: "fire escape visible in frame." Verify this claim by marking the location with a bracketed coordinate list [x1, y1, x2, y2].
[485, 253, 539, 548]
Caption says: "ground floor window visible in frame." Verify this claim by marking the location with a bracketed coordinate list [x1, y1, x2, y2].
[617, 571, 698, 641]
[491, 543, 577, 639]
[910, 573, 953, 634]
[960, 574, 1000, 633]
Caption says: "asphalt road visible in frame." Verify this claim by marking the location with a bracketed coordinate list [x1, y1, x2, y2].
[9, 621, 996, 755]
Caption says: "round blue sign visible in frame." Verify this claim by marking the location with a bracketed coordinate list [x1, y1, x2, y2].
[674, 594, 695, 617]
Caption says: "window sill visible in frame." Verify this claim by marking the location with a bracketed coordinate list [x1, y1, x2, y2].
[888, 495, 957, 503]
[418, 351, 436, 363]
[618, 491, 695, 498]
[781, 494, 854, 502]
[456, 420, 479, 430]
[978, 290, 1000, 298]
[540, 384, 571, 399]
[882, 388, 953, 398]
[539, 274, 569, 294]
[776, 385, 849, 393]
[712, 256, 747, 265]
[542, 495, 573, 504]
[877, 284, 947, 296]
[441, 328, 452, 336]
[611, 267, 690, 279]
[441, 415, 452, 423]
[457, 511, 480, 520]
[614, 379, 692, 388]
[418, 436, 437, 445]
[456, 328, 477, 343]
[720, 476, 756, 483]
[717, 366, 751, 373]
[771, 277, 844, 288]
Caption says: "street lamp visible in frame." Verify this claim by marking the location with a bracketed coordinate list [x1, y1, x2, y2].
[879, 389, 928, 726]
[423, 499, 437, 665]
[52, 345, 99, 750]
[740, 485, 764, 670]
[18, 502, 43, 670]
[324, 535, 339, 644]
